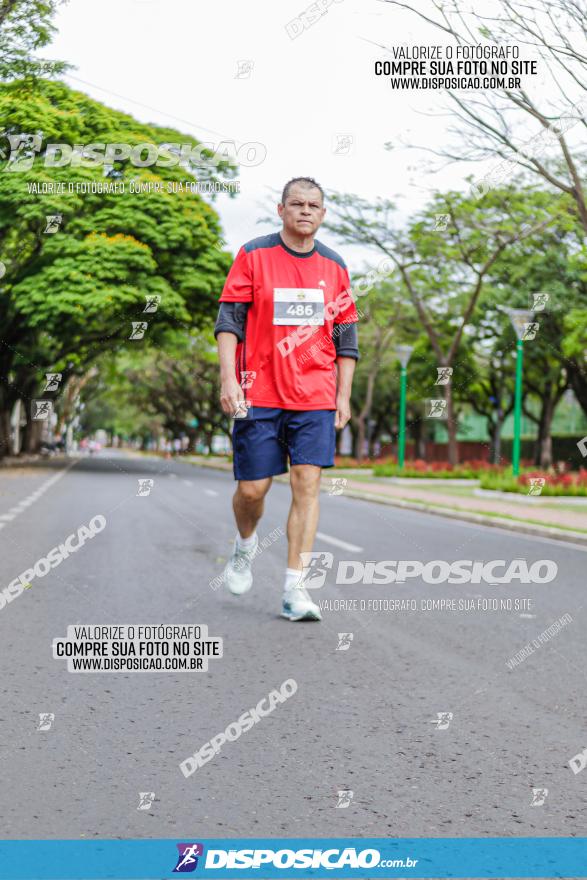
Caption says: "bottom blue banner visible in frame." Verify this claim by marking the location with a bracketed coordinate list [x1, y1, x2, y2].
[0, 837, 585, 879]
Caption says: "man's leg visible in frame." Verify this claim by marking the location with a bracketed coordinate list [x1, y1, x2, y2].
[281, 464, 323, 620]
[287, 464, 322, 569]
[225, 409, 287, 595]
[233, 477, 272, 538]
[222, 478, 272, 595]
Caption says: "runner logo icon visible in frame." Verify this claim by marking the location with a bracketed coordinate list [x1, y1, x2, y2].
[299, 551, 334, 588]
[173, 843, 204, 872]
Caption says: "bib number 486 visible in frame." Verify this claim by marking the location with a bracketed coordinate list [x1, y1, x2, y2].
[286, 304, 314, 317]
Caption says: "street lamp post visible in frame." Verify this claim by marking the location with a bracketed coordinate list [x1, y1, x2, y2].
[506, 309, 534, 477]
[396, 345, 414, 470]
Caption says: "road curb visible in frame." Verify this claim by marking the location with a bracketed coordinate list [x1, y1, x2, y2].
[184, 456, 233, 471]
[336, 486, 587, 545]
[474, 487, 587, 505]
[186, 458, 587, 545]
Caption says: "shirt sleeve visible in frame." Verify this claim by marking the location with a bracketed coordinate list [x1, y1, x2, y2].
[219, 246, 254, 303]
[333, 322, 359, 360]
[334, 266, 359, 324]
[214, 302, 250, 341]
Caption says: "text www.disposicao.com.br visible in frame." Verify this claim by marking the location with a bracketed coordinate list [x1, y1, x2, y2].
[70, 657, 200, 671]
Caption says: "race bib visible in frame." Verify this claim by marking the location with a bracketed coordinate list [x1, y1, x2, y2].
[273, 288, 324, 326]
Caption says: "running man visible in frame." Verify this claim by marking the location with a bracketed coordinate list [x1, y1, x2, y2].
[214, 177, 359, 621]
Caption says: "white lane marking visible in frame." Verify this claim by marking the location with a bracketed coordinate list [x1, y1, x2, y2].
[0, 463, 74, 531]
[316, 531, 363, 552]
[204, 489, 218, 497]
[168, 473, 177, 479]
[182, 480, 193, 486]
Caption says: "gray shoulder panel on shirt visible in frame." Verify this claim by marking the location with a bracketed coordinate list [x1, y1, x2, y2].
[242, 233, 282, 253]
[314, 239, 347, 270]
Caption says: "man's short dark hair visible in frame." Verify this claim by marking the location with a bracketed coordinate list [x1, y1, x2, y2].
[281, 177, 324, 205]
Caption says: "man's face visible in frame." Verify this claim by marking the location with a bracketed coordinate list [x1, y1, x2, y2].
[278, 184, 325, 238]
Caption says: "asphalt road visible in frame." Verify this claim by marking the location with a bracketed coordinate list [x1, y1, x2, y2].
[0, 451, 585, 843]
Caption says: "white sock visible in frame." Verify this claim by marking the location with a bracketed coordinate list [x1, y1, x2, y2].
[236, 531, 257, 550]
[284, 567, 307, 592]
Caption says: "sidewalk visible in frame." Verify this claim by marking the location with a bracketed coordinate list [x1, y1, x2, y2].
[0, 454, 47, 468]
[188, 456, 587, 544]
[326, 471, 587, 543]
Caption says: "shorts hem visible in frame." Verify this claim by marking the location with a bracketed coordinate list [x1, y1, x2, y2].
[233, 466, 289, 481]
[289, 459, 334, 469]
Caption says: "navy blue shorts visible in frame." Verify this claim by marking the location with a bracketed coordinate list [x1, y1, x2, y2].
[232, 407, 336, 481]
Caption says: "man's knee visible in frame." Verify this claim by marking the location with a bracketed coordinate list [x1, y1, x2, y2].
[290, 465, 322, 499]
[236, 479, 271, 505]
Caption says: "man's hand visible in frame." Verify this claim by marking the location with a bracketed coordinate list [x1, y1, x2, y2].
[220, 375, 244, 416]
[335, 393, 351, 430]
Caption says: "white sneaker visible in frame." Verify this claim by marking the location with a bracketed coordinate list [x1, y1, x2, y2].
[281, 582, 322, 622]
[223, 535, 259, 595]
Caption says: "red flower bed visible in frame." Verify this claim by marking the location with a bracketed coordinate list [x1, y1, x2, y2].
[518, 469, 587, 488]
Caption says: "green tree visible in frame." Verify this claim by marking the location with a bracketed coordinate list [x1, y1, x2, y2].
[0, 0, 67, 82]
[0, 79, 236, 455]
[482, 216, 586, 465]
[326, 185, 555, 464]
[563, 306, 587, 415]
[463, 314, 517, 464]
[385, 0, 587, 233]
[346, 276, 416, 460]
[83, 330, 231, 453]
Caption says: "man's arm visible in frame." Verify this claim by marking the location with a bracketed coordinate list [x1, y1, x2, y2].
[335, 357, 356, 430]
[215, 242, 254, 416]
[333, 323, 359, 430]
[217, 332, 244, 416]
[214, 303, 251, 416]
[333, 322, 358, 430]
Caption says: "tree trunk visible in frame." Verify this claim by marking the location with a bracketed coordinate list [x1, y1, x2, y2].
[368, 424, 381, 459]
[20, 417, 30, 454]
[540, 429, 553, 470]
[567, 362, 587, 419]
[24, 418, 44, 454]
[533, 381, 549, 467]
[186, 429, 198, 453]
[355, 416, 367, 463]
[533, 378, 563, 469]
[350, 423, 359, 459]
[411, 417, 426, 460]
[355, 369, 376, 464]
[490, 416, 503, 466]
[536, 398, 556, 469]
[0, 369, 21, 458]
[534, 420, 544, 468]
[0, 409, 12, 458]
[444, 383, 458, 465]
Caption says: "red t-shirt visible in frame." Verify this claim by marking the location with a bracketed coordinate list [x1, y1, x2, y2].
[219, 232, 358, 410]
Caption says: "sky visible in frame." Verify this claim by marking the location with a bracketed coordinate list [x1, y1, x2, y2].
[43, 0, 559, 272]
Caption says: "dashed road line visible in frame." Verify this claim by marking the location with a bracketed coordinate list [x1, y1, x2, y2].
[0, 463, 75, 531]
[315, 531, 363, 552]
